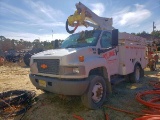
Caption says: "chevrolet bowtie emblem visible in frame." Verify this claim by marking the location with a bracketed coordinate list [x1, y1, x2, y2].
[41, 64, 48, 69]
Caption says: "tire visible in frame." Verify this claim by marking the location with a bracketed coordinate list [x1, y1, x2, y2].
[81, 75, 107, 109]
[23, 53, 32, 66]
[129, 64, 141, 83]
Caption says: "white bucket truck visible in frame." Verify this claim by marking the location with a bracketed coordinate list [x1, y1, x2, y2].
[29, 2, 148, 109]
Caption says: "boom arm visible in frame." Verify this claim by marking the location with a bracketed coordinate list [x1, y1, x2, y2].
[66, 2, 114, 34]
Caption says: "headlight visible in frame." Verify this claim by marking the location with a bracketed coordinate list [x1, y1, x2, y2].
[60, 66, 85, 75]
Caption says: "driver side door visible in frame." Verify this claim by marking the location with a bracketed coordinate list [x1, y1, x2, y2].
[99, 31, 119, 75]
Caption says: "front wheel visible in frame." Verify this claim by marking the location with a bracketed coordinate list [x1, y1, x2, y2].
[81, 75, 107, 109]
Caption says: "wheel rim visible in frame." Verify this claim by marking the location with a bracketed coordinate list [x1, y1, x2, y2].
[92, 82, 103, 103]
[135, 67, 140, 81]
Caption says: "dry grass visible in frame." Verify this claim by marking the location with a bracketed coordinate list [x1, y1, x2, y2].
[0, 62, 160, 120]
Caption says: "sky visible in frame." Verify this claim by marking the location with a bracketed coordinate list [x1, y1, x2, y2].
[0, 0, 160, 41]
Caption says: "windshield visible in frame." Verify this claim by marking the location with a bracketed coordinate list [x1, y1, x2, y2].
[61, 30, 101, 48]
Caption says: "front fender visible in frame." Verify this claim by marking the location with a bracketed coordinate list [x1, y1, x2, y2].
[84, 57, 108, 77]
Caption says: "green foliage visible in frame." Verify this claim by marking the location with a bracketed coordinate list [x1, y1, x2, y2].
[151, 30, 160, 38]
[136, 31, 149, 36]
[133, 31, 160, 43]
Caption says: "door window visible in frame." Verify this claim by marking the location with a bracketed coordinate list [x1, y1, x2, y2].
[100, 31, 112, 48]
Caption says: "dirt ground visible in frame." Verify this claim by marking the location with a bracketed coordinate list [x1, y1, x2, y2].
[0, 62, 160, 120]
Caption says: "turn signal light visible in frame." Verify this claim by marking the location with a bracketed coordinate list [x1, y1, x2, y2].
[79, 56, 84, 62]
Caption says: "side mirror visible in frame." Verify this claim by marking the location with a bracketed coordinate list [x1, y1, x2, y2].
[112, 29, 118, 46]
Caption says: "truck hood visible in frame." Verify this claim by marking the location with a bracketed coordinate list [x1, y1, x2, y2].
[31, 47, 98, 66]
[32, 48, 77, 58]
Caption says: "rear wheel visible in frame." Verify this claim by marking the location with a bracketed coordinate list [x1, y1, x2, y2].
[130, 65, 141, 83]
[81, 75, 107, 109]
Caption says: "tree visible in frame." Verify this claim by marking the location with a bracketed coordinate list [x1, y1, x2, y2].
[33, 39, 43, 49]
[0, 35, 65, 51]
[137, 31, 149, 36]
[151, 30, 160, 38]
[0, 36, 6, 41]
[131, 33, 136, 35]
[2, 38, 12, 51]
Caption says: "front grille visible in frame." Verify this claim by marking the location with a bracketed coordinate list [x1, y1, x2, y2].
[34, 59, 60, 75]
